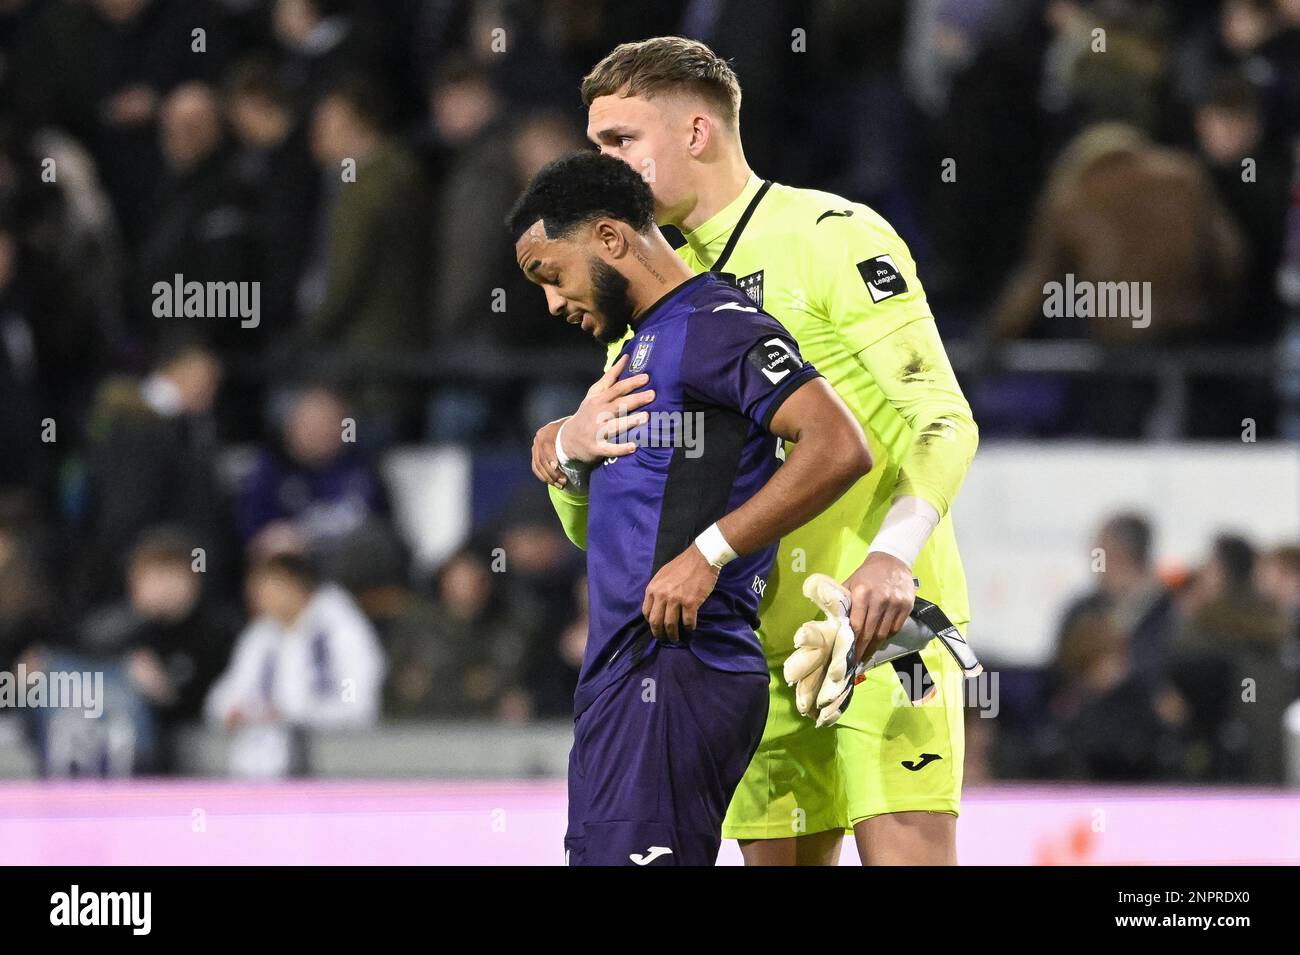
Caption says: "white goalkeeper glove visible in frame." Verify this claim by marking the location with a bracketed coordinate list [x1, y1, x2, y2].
[783, 574, 856, 728]
[783, 573, 984, 728]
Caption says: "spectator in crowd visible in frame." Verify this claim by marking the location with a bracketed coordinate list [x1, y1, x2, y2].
[1194, 73, 1291, 343]
[1178, 534, 1287, 651]
[421, 59, 513, 442]
[205, 551, 384, 730]
[899, 0, 1044, 322]
[994, 123, 1246, 346]
[272, 0, 378, 117]
[301, 75, 428, 353]
[1038, 0, 1172, 140]
[13, 0, 229, 245]
[300, 74, 429, 437]
[1056, 512, 1178, 683]
[1216, 0, 1300, 139]
[493, 489, 584, 641]
[0, 217, 40, 495]
[225, 59, 319, 342]
[519, 573, 587, 719]
[1255, 543, 1300, 686]
[383, 548, 529, 720]
[74, 339, 231, 610]
[237, 384, 389, 571]
[77, 527, 237, 771]
[1039, 606, 1187, 780]
[0, 525, 55, 675]
[0, 126, 125, 448]
[135, 81, 255, 352]
[992, 123, 1246, 436]
[1172, 533, 1289, 781]
[425, 58, 513, 357]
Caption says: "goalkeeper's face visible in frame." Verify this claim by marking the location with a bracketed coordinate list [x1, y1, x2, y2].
[587, 93, 697, 225]
[515, 220, 635, 345]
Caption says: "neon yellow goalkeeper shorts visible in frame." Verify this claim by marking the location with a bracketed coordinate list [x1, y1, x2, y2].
[722, 635, 966, 840]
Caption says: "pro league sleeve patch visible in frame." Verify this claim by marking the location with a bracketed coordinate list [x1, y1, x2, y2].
[747, 336, 804, 385]
[856, 253, 908, 303]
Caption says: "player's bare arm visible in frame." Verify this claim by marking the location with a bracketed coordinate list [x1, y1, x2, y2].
[643, 377, 872, 640]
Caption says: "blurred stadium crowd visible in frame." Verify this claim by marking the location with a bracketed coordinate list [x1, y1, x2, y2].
[0, 0, 1298, 780]
[982, 515, 1300, 785]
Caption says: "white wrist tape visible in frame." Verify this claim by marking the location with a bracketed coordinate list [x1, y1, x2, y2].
[694, 523, 738, 569]
[555, 419, 575, 466]
[868, 496, 939, 569]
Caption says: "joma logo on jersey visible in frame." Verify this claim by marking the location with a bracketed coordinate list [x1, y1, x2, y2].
[736, 270, 764, 308]
[630, 334, 656, 372]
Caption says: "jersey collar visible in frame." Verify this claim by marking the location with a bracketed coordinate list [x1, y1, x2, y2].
[630, 272, 717, 332]
[681, 173, 763, 265]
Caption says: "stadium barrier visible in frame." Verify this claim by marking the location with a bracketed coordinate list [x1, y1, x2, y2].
[0, 717, 574, 780]
[233, 339, 1298, 439]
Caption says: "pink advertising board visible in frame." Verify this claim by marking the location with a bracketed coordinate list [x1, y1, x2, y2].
[0, 781, 1295, 865]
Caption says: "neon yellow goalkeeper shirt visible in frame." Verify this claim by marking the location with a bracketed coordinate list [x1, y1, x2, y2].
[549, 174, 978, 663]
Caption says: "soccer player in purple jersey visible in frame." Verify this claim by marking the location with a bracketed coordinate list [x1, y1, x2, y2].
[508, 152, 872, 865]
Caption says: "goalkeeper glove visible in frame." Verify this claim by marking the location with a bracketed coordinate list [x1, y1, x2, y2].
[783, 573, 983, 727]
[783, 574, 855, 725]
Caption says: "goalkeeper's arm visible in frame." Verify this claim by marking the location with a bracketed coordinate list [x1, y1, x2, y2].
[530, 354, 657, 549]
[834, 319, 979, 652]
[547, 481, 589, 551]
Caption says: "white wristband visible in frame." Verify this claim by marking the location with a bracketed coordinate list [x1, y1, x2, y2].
[555, 419, 575, 466]
[694, 522, 738, 569]
[867, 496, 940, 569]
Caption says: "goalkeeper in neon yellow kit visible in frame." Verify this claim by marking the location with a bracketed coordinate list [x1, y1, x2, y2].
[529, 38, 979, 865]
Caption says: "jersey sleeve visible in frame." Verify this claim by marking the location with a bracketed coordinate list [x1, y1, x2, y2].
[681, 304, 820, 430]
[547, 483, 589, 551]
[855, 318, 978, 518]
[808, 208, 977, 519]
[816, 210, 935, 355]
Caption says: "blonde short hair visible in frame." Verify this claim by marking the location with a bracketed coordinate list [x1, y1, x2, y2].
[581, 36, 741, 127]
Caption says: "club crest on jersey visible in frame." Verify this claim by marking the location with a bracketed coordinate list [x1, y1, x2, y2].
[736, 270, 764, 308]
[629, 334, 656, 373]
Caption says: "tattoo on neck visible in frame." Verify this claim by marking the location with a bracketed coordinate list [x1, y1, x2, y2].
[632, 246, 665, 284]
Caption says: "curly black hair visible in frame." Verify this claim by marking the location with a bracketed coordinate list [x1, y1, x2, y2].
[507, 151, 656, 241]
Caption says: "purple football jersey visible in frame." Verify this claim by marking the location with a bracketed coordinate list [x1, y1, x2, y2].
[576, 272, 820, 715]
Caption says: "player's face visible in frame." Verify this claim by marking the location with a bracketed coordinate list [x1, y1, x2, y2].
[515, 221, 634, 344]
[587, 93, 694, 225]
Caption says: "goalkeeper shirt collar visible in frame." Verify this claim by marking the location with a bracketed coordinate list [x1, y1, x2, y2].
[682, 173, 764, 265]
